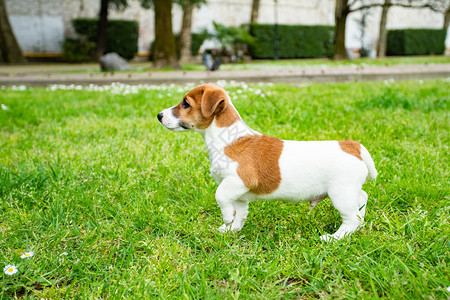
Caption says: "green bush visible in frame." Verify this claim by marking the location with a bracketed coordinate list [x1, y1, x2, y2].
[249, 24, 334, 59]
[386, 29, 446, 56]
[62, 38, 96, 62]
[72, 18, 138, 59]
[210, 22, 254, 49]
[190, 32, 208, 56]
[176, 31, 209, 57]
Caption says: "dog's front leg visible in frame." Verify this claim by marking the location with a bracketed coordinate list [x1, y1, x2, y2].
[230, 200, 249, 231]
[215, 176, 248, 233]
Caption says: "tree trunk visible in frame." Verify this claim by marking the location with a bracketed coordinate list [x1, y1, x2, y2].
[250, 0, 260, 23]
[444, 8, 450, 30]
[94, 0, 109, 61]
[0, 0, 26, 63]
[376, 0, 391, 58]
[333, 0, 349, 60]
[153, 0, 180, 69]
[179, 2, 193, 63]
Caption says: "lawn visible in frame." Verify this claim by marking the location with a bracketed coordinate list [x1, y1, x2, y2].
[184, 55, 450, 71]
[0, 79, 448, 298]
[1, 55, 449, 75]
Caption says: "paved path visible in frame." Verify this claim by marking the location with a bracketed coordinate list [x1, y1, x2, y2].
[0, 63, 449, 86]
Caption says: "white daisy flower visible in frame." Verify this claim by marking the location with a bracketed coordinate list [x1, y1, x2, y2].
[20, 251, 34, 259]
[1, 104, 8, 110]
[4, 264, 18, 275]
[59, 252, 68, 262]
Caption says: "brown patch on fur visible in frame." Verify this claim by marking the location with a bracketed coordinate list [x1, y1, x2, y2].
[339, 139, 362, 160]
[215, 105, 240, 128]
[224, 134, 284, 195]
[172, 84, 240, 130]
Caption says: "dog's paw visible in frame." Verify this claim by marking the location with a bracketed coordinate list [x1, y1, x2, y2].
[230, 224, 243, 232]
[217, 224, 232, 233]
[320, 234, 336, 242]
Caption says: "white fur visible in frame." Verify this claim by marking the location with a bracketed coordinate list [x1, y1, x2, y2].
[361, 144, 378, 180]
[202, 120, 257, 183]
[159, 92, 377, 241]
[159, 106, 186, 132]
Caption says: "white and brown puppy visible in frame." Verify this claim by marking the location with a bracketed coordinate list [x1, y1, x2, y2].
[157, 84, 377, 241]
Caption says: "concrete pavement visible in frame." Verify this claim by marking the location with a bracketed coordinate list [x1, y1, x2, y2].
[0, 63, 449, 86]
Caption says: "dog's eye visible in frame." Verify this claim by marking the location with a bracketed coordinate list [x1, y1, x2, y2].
[181, 98, 190, 109]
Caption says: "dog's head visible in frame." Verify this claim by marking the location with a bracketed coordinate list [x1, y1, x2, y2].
[157, 84, 239, 131]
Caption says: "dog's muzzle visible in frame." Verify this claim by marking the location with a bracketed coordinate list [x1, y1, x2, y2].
[157, 108, 187, 132]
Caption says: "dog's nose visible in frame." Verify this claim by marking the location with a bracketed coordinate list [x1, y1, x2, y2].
[157, 112, 163, 122]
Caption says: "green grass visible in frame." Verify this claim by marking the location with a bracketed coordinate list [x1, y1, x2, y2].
[0, 79, 449, 298]
[185, 55, 450, 71]
[1, 55, 449, 75]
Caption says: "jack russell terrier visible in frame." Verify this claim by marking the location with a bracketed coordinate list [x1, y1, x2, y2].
[157, 84, 377, 241]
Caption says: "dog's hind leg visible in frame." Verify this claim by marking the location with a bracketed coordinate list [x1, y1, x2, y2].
[358, 190, 368, 221]
[215, 176, 249, 233]
[320, 186, 364, 242]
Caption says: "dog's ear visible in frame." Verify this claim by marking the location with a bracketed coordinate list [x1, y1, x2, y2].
[201, 89, 226, 118]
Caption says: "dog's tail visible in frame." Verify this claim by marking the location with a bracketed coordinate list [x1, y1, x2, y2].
[360, 144, 377, 180]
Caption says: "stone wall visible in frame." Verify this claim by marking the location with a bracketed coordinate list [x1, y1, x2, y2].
[5, 0, 448, 56]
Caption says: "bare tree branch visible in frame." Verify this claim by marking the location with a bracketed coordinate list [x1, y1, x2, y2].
[348, 0, 360, 7]
[350, 2, 442, 12]
[349, 0, 449, 12]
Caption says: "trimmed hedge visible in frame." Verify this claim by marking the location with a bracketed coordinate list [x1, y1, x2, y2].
[386, 29, 446, 56]
[72, 18, 138, 59]
[63, 38, 96, 62]
[249, 24, 334, 59]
